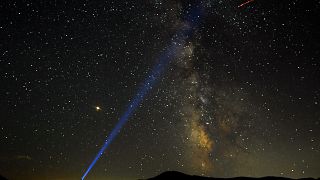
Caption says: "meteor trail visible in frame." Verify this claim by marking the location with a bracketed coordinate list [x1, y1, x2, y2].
[81, 5, 203, 180]
[238, 0, 255, 8]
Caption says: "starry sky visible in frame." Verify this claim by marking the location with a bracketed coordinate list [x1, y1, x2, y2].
[0, 0, 320, 179]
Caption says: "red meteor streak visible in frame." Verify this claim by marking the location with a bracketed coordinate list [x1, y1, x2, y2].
[238, 0, 255, 8]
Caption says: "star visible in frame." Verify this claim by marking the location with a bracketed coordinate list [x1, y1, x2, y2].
[95, 106, 101, 111]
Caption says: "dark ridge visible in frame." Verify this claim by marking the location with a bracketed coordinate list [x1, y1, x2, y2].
[146, 171, 318, 180]
[0, 175, 8, 180]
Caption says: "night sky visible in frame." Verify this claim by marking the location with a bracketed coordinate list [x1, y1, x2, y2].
[1, 0, 320, 179]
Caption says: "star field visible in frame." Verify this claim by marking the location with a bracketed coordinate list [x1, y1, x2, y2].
[0, 0, 319, 179]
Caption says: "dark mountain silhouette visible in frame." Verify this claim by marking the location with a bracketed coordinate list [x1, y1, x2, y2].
[0, 175, 8, 180]
[146, 171, 318, 180]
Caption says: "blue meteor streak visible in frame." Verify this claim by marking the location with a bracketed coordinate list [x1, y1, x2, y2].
[82, 5, 203, 180]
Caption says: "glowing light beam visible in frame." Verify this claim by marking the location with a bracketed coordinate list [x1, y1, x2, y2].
[81, 5, 203, 180]
[238, 0, 255, 8]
